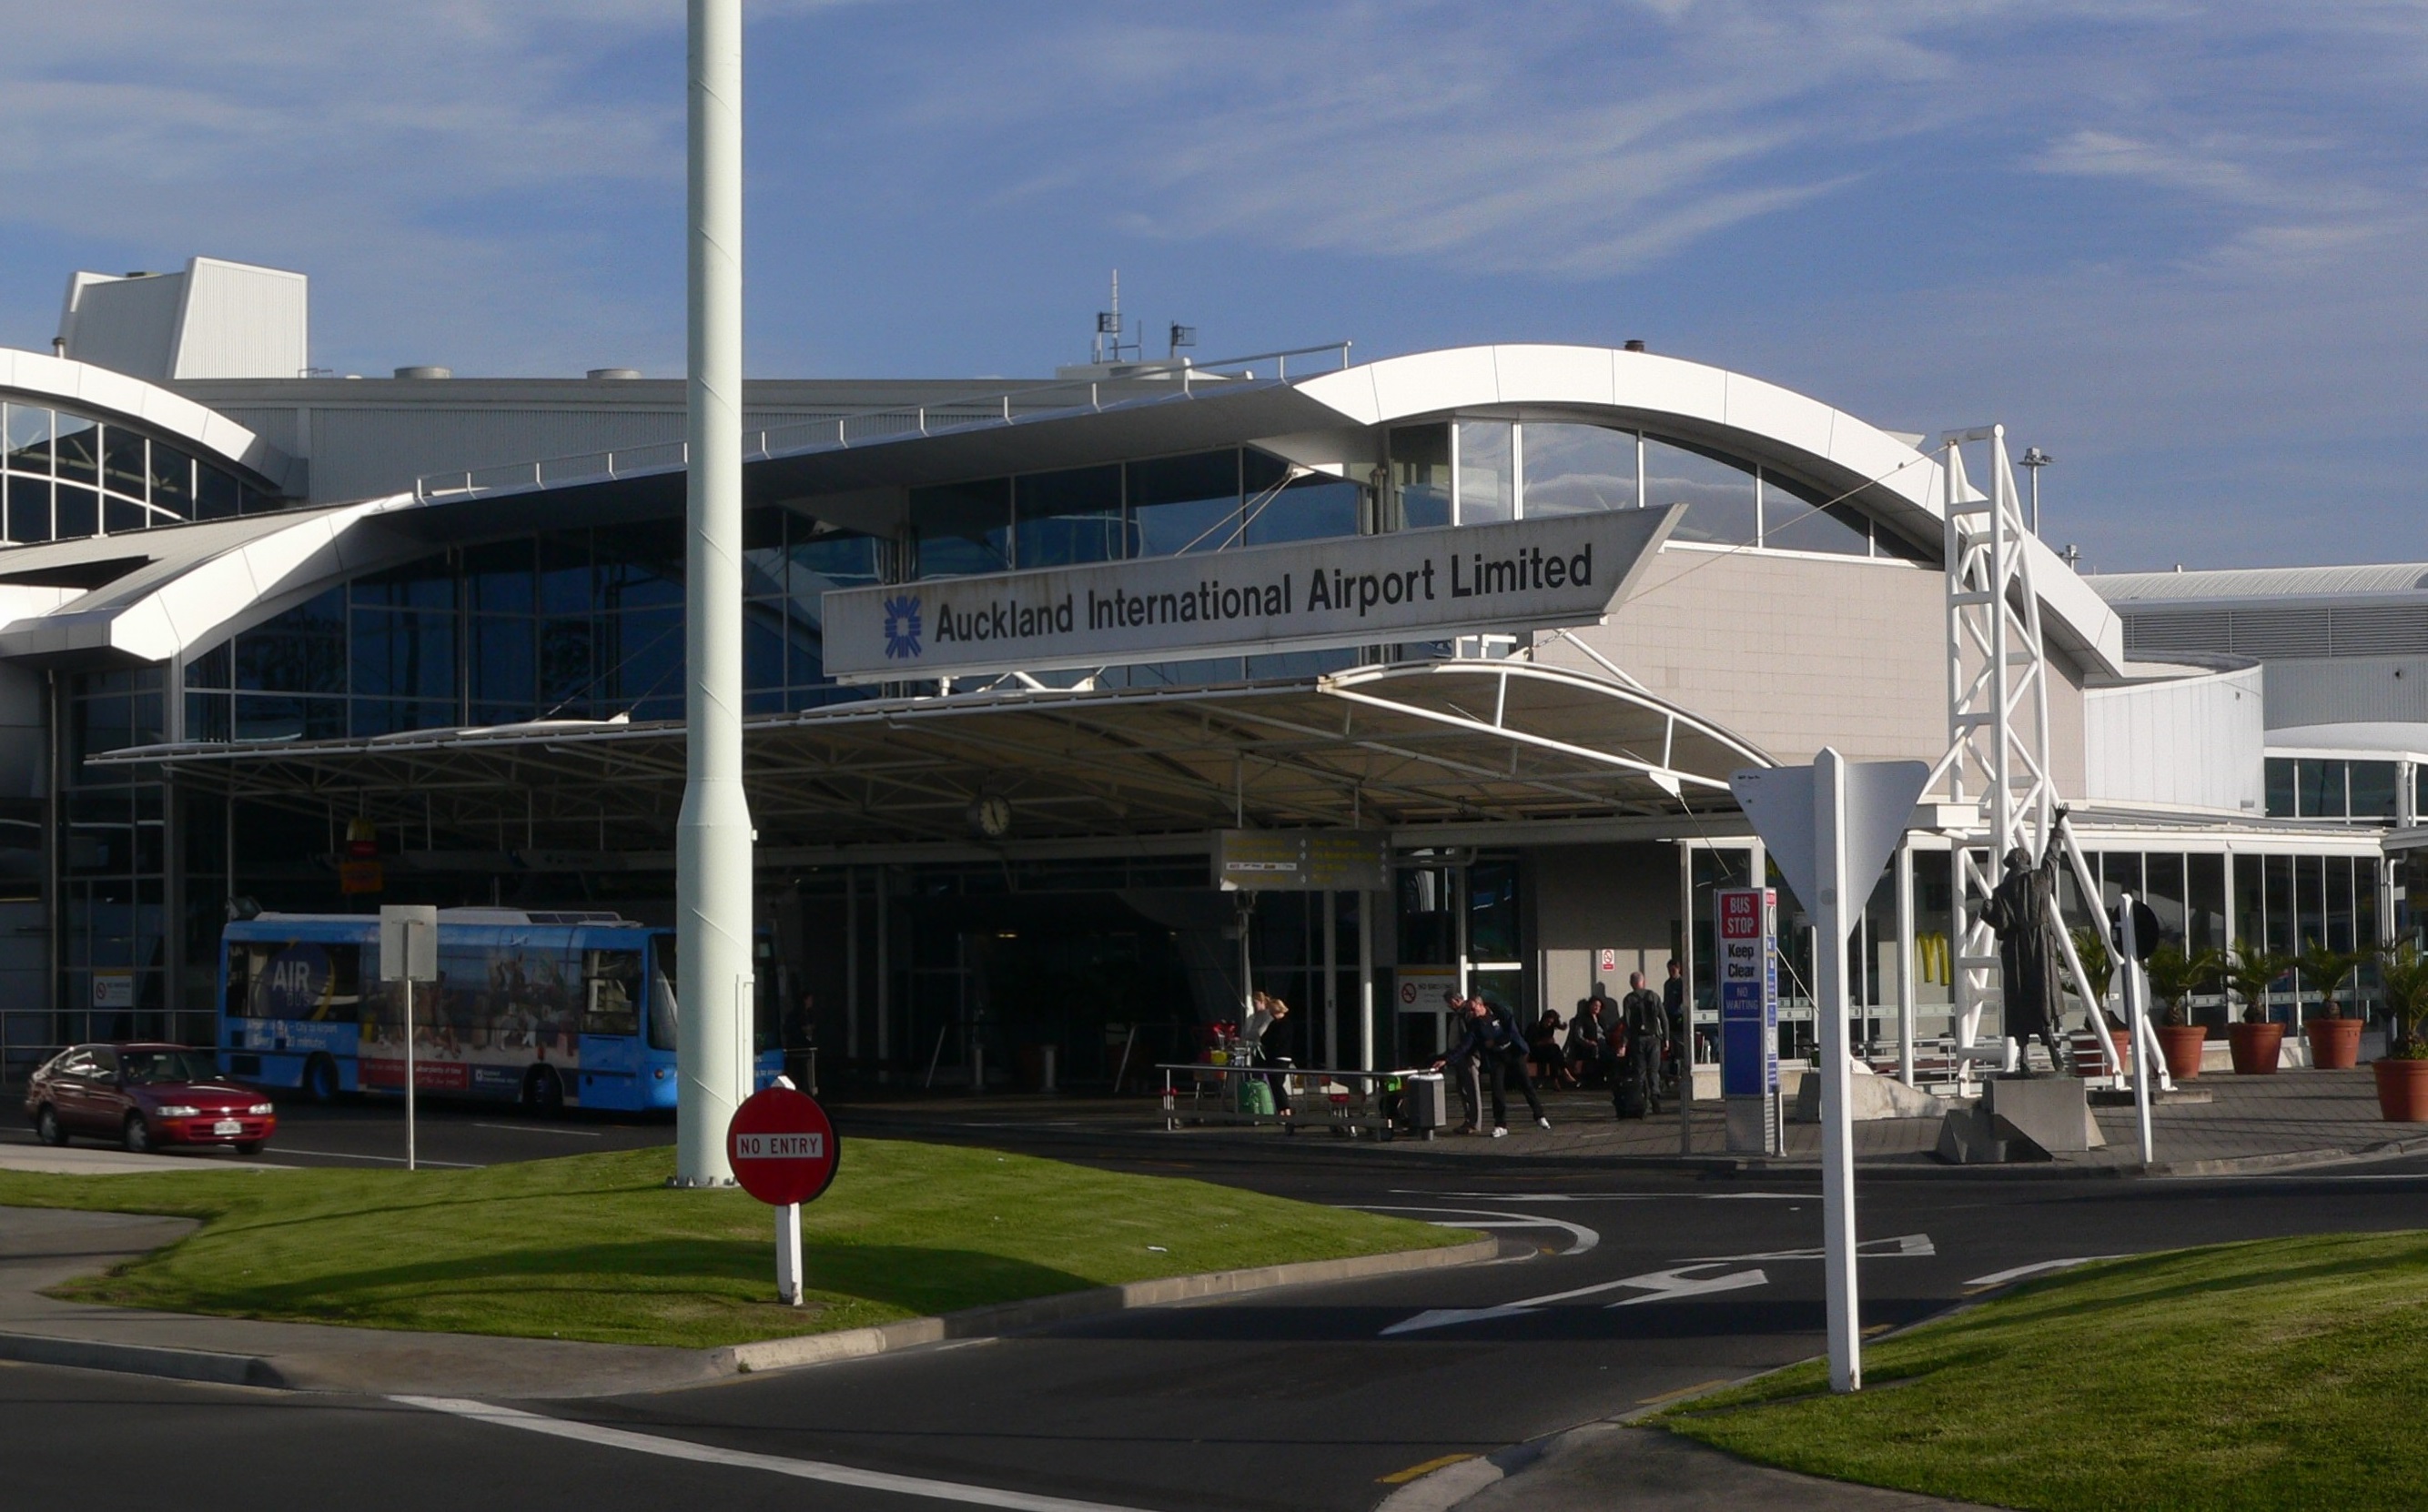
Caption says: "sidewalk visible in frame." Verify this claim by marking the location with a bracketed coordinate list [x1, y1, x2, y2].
[1391, 1421, 1997, 1512]
[844, 1066, 2424, 1176]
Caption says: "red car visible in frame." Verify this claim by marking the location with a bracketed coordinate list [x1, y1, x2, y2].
[24, 1043, 277, 1155]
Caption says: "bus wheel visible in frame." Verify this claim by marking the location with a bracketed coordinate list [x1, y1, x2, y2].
[302, 1054, 339, 1104]
[523, 1067, 565, 1116]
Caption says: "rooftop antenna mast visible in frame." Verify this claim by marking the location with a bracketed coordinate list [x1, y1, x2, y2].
[1093, 270, 1138, 366]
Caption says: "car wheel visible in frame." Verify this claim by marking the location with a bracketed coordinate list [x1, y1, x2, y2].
[122, 1114, 156, 1154]
[302, 1054, 339, 1104]
[34, 1104, 66, 1146]
[523, 1066, 564, 1116]
[234, 1140, 264, 1156]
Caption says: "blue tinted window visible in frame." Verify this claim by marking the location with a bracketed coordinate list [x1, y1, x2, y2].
[234, 590, 345, 693]
[469, 616, 533, 709]
[1391, 426, 1451, 529]
[1014, 467, 1123, 568]
[351, 610, 455, 700]
[1127, 451, 1237, 557]
[5, 476, 49, 542]
[464, 540, 534, 613]
[1248, 476, 1361, 546]
[911, 479, 1011, 578]
[1645, 438, 1757, 547]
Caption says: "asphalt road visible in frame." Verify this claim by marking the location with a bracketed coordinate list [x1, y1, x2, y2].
[13, 1094, 2428, 1511]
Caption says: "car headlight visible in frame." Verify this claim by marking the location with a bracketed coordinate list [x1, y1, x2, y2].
[155, 1104, 200, 1117]
[249, 1104, 274, 1115]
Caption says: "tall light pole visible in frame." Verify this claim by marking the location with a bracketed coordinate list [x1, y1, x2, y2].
[674, 0, 754, 1187]
[2018, 447, 2053, 537]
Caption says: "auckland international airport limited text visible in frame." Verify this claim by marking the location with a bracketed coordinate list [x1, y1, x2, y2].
[927, 541, 1604, 646]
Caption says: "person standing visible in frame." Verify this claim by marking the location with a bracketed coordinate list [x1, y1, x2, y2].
[1241, 990, 1294, 1115]
[1620, 973, 1669, 1116]
[1435, 995, 1549, 1137]
[1663, 958, 1687, 1097]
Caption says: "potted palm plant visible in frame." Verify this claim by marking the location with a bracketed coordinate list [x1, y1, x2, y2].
[2222, 950, 2295, 1074]
[2069, 924, 2128, 1074]
[2145, 942, 2221, 1080]
[2295, 938, 2368, 1071]
[2374, 942, 2428, 1121]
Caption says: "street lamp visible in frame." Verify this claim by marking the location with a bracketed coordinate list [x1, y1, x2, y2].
[2018, 447, 2053, 537]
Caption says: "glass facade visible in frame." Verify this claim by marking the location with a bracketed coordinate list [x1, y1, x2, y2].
[2, 398, 278, 542]
[2265, 757, 2401, 821]
[183, 510, 882, 738]
[908, 447, 1369, 577]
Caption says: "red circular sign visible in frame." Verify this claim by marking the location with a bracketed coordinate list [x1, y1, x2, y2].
[724, 1086, 840, 1206]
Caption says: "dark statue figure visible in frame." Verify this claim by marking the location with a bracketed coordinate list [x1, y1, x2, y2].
[1981, 832, 2073, 1076]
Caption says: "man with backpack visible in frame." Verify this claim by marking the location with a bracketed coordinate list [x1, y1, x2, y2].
[1434, 994, 1549, 1138]
[1613, 971, 1669, 1118]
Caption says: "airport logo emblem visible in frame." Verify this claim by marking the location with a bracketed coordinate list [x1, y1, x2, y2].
[881, 594, 924, 660]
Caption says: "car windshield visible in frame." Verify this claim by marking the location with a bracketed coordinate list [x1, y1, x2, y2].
[117, 1050, 222, 1085]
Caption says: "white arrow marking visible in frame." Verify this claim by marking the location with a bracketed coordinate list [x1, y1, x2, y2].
[1680, 1233, 1937, 1263]
[1351, 1205, 1600, 1255]
[1965, 1255, 2123, 1289]
[1381, 1262, 1772, 1335]
[1604, 1265, 1771, 1307]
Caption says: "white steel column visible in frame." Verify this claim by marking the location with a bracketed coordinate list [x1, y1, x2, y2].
[1813, 750, 1862, 1393]
[674, 0, 754, 1187]
[1358, 889, 1376, 1071]
[1322, 891, 1339, 1068]
[1677, 841, 1695, 1155]
[1894, 842, 1917, 1086]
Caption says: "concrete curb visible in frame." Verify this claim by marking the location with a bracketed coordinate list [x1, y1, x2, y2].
[2145, 1133, 2428, 1177]
[716, 1235, 1500, 1375]
[0, 1330, 283, 1388]
[0, 1235, 1498, 1394]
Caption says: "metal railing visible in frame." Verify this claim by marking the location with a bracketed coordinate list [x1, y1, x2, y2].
[411, 340, 1354, 504]
[1157, 1061, 1435, 1140]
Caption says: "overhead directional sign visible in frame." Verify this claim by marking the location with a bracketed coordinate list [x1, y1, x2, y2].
[821, 506, 1682, 682]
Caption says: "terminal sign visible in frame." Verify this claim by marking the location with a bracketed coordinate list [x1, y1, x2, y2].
[820, 507, 1682, 682]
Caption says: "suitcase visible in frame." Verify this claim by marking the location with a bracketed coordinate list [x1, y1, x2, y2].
[1402, 1072, 1448, 1131]
[1614, 1073, 1648, 1120]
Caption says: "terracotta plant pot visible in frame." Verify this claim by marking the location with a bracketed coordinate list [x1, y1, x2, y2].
[2304, 1015, 2364, 1071]
[2372, 1058, 2428, 1121]
[2157, 1023, 2208, 1081]
[2229, 1021, 2285, 1075]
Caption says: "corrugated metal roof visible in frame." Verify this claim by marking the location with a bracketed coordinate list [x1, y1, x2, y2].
[2092, 563, 2428, 604]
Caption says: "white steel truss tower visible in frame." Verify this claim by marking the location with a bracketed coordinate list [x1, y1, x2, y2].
[1937, 426, 2129, 1081]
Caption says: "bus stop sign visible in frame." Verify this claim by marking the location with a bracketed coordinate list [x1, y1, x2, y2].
[725, 1085, 840, 1207]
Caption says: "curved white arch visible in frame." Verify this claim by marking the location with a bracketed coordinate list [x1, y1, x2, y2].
[0, 345, 299, 493]
[1292, 344, 2122, 674]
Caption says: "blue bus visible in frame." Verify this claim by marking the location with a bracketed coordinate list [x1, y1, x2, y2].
[217, 909, 782, 1112]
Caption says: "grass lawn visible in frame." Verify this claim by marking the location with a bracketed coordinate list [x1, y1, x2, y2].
[0, 1140, 1467, 1350]
[1660, 1231, 2428, 1512]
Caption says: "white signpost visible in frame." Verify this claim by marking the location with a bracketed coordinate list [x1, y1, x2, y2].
[379, 904, 440, 1172]
[1731, 750, 1930, 1394]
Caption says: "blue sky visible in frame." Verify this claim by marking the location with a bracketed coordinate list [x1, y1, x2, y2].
[1, 2, 2421, 571]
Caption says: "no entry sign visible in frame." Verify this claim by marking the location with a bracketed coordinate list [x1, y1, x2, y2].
[725, 1085, 840, 1207]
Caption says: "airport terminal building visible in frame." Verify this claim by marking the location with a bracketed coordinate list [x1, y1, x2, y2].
[0, 257, 2406, 1087]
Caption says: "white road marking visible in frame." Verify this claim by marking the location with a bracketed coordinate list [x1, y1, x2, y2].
[1350, 1205, 1600, 1255]
[1447, 1193, 1803, 1205]
[271, 1148, 482, 1168]
[470, 1124, 603, 1137]
[1964, 1255, 2124, 1289]
[1381, 1263, 1771, 1335]
[390, 1396, 1158, 1512]
[1683, 1234, 1937, 1263]
[1604, 1265, 1771, 1307]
